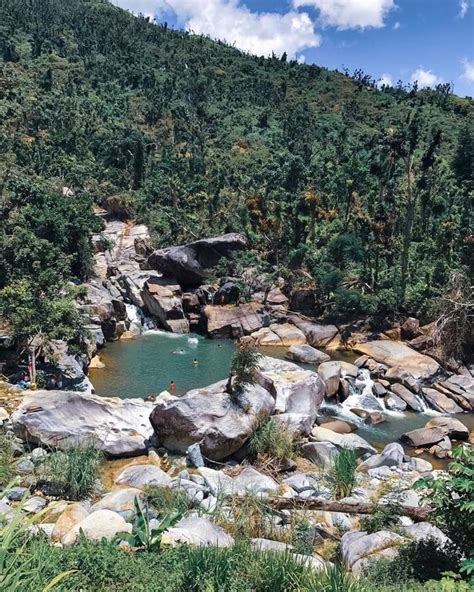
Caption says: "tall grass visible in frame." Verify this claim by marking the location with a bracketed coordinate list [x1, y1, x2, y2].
[145, 485, 192, 516]
[0, 433, 15, 487]
[248, 419, 295, 462]
[0, 487, 73, 591]
[325, 449, 358, 500]
[36, 443, 102, 500]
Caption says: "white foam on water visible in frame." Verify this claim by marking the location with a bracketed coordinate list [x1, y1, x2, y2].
[187, 337, 199, 346]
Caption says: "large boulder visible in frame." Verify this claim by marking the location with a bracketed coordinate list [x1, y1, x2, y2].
[341, 530, 406, 575]
[354, 341, 439, 381]
[317, 361, 341, 397]
[232, 467, 279, 496]
[141, 277, 189, 333]
[162, 516, 234, 547]
[203, 303, 263, 338]
[401, 426, 445, 448]
[422, 388, 463, 414]
[311, 426, 376, 456]
[267, 323, 306, 346]
[11, 390, 154, 457]
[257, 357, 325, 434]
[149, 380, 275, 461]
[61, 509, 132, 547]
[287, 317, 339, 348]
[114, 464, 173, 489]
[286, 345, 330, 364]
[148, 234, 247, 287]
[425, 416, 469, 440]
[389, 383, 424, 412]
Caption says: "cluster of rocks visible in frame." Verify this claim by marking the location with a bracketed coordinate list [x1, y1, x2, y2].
[0, 400, 453, 575]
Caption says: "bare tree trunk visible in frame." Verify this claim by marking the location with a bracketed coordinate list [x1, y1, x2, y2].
[231, 496, 432, 523]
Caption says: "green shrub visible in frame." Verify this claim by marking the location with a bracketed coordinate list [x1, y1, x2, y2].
[248, 419, 295, 462]
[226, 345, 262, 400]
[0, 432, 15, 486]
[36, 444, 102, 500]
[359, 503, 401, 533]
[364, 538, 464, 585]
[145, 485, 192, 516]
[291, 518, 316, 555]
[415, 445, 474, 555]
[325, 449, 357, 500]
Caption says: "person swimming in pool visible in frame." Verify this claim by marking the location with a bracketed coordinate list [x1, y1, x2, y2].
[192, 358, 199, 366]
[169, 381, 176, 392]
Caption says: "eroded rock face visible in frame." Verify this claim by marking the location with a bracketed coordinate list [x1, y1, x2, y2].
[11, 390, 154, 457]
[148, 233, 247, 287]
[203, 303, 263, 338]
[422, 388, 462, 414]
[257, 357, 325, 434]
[150, 380, 275, 461]
[354, 341, 439, 381]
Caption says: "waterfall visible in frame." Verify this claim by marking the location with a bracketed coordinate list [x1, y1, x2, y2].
[125, 303, 154, 335]
[341, 369, 384, 412]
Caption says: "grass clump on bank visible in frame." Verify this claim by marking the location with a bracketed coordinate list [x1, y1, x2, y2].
[36, 444, 102, 500]
[248, 419, 295, 463]
[325, 449, 358, 500]
[145, 485, 192, 516]
[0, 432, 15, 486]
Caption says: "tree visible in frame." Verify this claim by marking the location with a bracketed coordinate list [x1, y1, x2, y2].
[0, 279, 84, 383]
[226, 345, 262, 400]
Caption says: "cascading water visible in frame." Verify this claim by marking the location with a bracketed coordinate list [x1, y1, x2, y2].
[125, 303, 154, 335]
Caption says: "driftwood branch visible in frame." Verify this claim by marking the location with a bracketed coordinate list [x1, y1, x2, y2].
[232, 496, 432, 523]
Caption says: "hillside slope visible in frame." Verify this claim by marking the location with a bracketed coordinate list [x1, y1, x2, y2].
[0, 0, 472, 320]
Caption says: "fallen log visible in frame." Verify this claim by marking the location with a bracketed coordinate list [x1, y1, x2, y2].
[232, 496, 432, 523]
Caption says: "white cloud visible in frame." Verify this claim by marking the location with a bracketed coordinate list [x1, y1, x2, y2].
[112, 0, 321, 58]
[459, 0, 469, 18]
[393, 20, 400, 29]
[461, 58, 474, 82]
[292, 0, 396, 30]
[376, 73, 393, 88]
[410, 67, 442, 88]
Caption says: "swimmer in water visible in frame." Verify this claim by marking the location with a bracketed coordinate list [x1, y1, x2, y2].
[169, 381, 176, 392]
[192, 358, 199, 366]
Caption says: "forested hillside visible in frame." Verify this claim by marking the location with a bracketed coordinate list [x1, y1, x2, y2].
[1, 0, 472, 323]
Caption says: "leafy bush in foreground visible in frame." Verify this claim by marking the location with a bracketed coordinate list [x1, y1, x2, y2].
[248, 418, 295, 462]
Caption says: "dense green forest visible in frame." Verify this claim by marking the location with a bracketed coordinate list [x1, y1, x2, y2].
[1, 0, 472, 324]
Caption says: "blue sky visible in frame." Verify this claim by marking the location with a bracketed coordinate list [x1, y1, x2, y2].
[113, 0, 474, 96]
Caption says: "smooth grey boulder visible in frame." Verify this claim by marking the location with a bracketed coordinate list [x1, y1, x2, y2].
[384, 392, 407, 411]
[232, 467, 279, 496]
[311, 426, 376, 456]
[301, 442, 338, 468]
[402, 522, 449, 546]
[401, 427, 445, 448]
[186, 443, 205, 468]
[390, 383, 424, 412]
[358, 442, 405, 472]
[257, 356, 325, 434]
[115, 464, 173, 489]
[148, 233, 247, 287]
[252, 538, 293, 552]
[91, 488, 143, 519]
[150, 380, 274, 461]
[424, 416, 469, 440]
[162, 516, 234, 547]
[286, 344, 330, 364]
[197, 467, 235, 496]
[62, 510, 132, 547]
[12, 390, 154, 457]
[317, 361, 341, 397]
[422, 388, 462, 414]
[341, 530, 406, 574]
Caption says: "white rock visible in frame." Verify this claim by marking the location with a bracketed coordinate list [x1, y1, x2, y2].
[62, 509, 132, 546]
